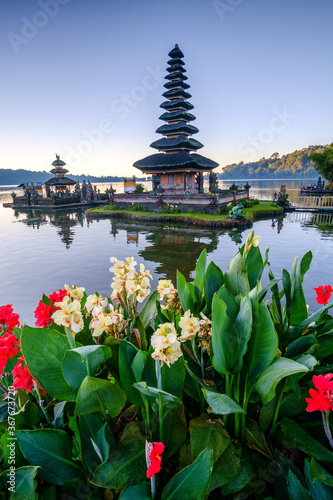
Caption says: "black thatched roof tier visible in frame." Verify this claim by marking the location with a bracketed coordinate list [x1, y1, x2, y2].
[134, 151, 218, 172]
[50, 167, 69, 175]
[150, 136, 203, 151]
[167, 58, 185, 66]
[168, 45, 184, 58]
[162, 89, 192, 100]
[166, 65, 186, 74]
[156, 122, 199, 136]
[44, 177, 76, 186]
[165, 72, 188, 81]
[164, 80, 190, 90]
[52, 158, 66, 167]
[159, 110, 196, 122]
[160, 99, 194, 111]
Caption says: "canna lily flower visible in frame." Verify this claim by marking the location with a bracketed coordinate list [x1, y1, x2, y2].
[244, 230, 261, 254]
[306, 374, 333, 413]
[178, 310, 202, 342]
[64, 284, 85, 301]
[313, 285, 333, 305]
[146, 442, 165, 478]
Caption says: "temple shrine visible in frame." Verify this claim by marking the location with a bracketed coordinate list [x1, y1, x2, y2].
[44, 154, 76, 193]
[134, 44, 219, 194]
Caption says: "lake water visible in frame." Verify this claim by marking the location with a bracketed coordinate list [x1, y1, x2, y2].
[1, 179, 332, 325]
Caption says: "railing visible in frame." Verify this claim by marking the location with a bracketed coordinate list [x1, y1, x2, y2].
[297, 196, 333, 209]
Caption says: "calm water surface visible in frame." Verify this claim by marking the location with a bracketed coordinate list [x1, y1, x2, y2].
[1, 179, 332, 325]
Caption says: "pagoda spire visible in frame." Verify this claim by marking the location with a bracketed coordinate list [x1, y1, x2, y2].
[134, 45, 218, 193]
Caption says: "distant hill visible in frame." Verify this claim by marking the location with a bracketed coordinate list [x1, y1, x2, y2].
[220, 145, 330, 179]
[0, 169, 147, 186]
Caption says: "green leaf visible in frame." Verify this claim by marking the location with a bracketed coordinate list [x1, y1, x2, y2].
[161, 356, 186, 399]
[211, 295, 239, 375]
[133, 382, 182, 414]
[177, 271, 194, 312]
[91, 439, 146, 490]
[5, 465, 39, 500]
[193, 249, 207, 296]
[286, 335, 318, 358]
[140, 290, 159, 328]
[245, 245, 264, 290]
[287, 302, 333, 342]
[233, 295, 252, 374]
[289, 252, 312, 325]
[221, 455, 255, 496]
[20, 326, 76, 401]
[243, 294, 278, 386]
[161, 448, 213, 500]
[281, 419, 333, 464]
[305, 458, 333, 499]
[310, 457, 333, 486]
[255, 358, 309, 404]
[79, 414, 106, 473]
[163, 405, 188, 459]
[190, 413, 231, 461]
[75, 376, 126, 417]
[258, 278, 282, 302]
[131, 350, 148, 383]
[119, 341, 142, 407]
[16, 429, 82, 485]
[202, 388, 245, 414]
[287, 469, 309, 500]
[204, 261, 224, 315]
[209, 441, 242, 491]
[119, 482, 151, 500]
[61, 345, 111, 390]
[224, 251, 249, 297]
[216, 285, 239, 321]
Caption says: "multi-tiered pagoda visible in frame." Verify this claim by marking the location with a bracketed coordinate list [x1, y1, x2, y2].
[44, 154, 76, 192]
[134, 44, 218, 194]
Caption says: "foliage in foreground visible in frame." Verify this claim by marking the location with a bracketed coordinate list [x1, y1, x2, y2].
[1, 233, 333, 499]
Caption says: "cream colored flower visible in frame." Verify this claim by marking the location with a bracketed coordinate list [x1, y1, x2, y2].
[85, 293, 108, 314]
[64, 284, 85, 301]
[150, 323, 182, 366]
[178, 310, 202, 342]
[52, 296, 84, 333]
[244, 231, 261, 254]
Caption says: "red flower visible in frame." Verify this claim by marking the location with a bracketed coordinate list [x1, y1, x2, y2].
[49, 289, 68, 305]
[12, 357, 34, 393]
[146, 442, 164, 478]
[0, 333, 19, 373]
[34, 300, 55, 328]
[0, 305, 20, 334]
[313, 285, 333, 305]
[306, 373, 333, 413]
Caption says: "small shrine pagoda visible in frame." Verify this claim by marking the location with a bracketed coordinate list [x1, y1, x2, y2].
[133, 44, 219, 193]
[44, 154, 76, 192]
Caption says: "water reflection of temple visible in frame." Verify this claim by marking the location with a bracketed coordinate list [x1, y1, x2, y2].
[15, 208, 84, 248]
[139, 226, 219, 281]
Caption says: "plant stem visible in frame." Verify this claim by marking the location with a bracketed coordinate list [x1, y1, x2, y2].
[223, 373, 230, 426]
[234, 374, 241, 440]
[155, 360, 162, 391]
[155, 361, 164, 442]
[269, 380, 287, 438]
[322, 411, 333, 448]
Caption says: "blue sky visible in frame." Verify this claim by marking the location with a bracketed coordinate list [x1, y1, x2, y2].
[1, 0, 332, 176]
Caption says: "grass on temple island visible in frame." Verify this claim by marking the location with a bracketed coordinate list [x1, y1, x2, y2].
[86, 201, 283, 223]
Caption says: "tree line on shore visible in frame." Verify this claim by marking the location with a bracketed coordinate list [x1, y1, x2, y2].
[220, 144, 330, 179]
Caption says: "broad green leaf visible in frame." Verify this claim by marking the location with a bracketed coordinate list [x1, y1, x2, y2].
[193, 249, 207, 296]
[268, 268, 282, 324]
[161, 448, 213, 500]
[258, 277, 282, 302]
[163, 405, 187, 459]
[316, 333, 333, 360]
[91, 439, 146, 489]
[75, 376, 126, 417]
[224, 251, 249, 297]
[79, 414, 106, 473]
[204, 261, 224, 314]
[119, 341, 142, 407]
[131, 350, 148, 383]
[20, 326, 76, 401]
[287, 302, 333, 342]
[310, 457, 333, 486]
[62, 345, 111, 390]
[243, 294, 278, 386]
[255, 357, 309, 404]
[14, 400, 39, 429]
[233, 294, 252, 374]
[119, 482, 151, 500]
[216, 285, 239, 321]
[286, 335, 318, 358]
[139, 290, 159, 328]
[16, 429, 82, 485]
[245, 420, 273, 460]
[209, 441, 242, 491]
[133, 382, 182, 414]
[5, 465, 39, 500]
[211, 295, 239, 375]
[289, 252, 312, 325]
[161, 356, 186, 399]
[190, 413, 231, 461]
[305, 459, 333, 499]
[202, 388, 245, 414]
[245, 245, 264, 290]
[221, 455, 255, 496]
[53, 401, 66, 429]
[287, 469, 309, 500]
[177, 271, 194, 312]
[281, 419, 333, 464]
